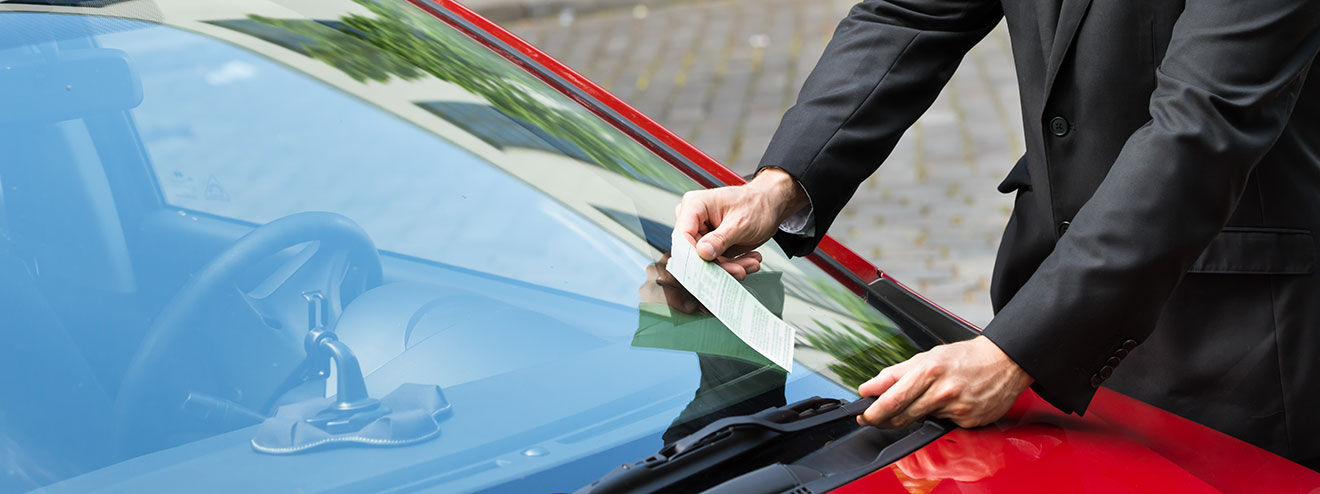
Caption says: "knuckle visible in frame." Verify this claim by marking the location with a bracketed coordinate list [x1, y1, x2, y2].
[879, 397, 904, 417]
[904, 355, 925, 369]
[946, 403, 972, 418]
[871, 369, 891, 385]
[932, 385, 959, 403]
[874, 396, 895, 413]
[923, 360, 946, 376]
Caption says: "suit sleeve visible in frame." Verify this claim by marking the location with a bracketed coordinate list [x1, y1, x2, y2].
[983, 0, 1320, 414]
[756, 0, 1004, 256]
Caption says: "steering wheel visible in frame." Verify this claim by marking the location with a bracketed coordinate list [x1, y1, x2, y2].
[114, 212, 382, 456]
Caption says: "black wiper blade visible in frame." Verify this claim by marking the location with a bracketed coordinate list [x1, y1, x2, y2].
[575, 396, 876, 494]
[668, 396, 869, 458]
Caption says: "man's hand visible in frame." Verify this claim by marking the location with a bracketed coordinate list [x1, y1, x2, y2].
[673, 168, 808, 274]
[857, 336, 1033, 429]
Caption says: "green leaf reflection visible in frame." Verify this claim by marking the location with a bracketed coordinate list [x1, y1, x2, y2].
[218, 0, 918, 390]
[799, 280, 918, 390]
[217, 0, 694, 192]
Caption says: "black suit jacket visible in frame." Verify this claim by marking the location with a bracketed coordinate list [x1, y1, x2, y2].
[760, 0, 1320, 466]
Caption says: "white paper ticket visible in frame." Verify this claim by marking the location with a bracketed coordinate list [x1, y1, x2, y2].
[667, 232, 795, 371]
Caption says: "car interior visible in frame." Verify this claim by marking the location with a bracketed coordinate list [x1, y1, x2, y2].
[0, 39, 469, 488]
[0, 42, 797, 491]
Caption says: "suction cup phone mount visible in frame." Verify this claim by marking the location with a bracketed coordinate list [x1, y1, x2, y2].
[301, 326, 387, 433]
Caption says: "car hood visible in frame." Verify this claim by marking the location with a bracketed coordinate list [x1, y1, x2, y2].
[836, 388, 1320, 493]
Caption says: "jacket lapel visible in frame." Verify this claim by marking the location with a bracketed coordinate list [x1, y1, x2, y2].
[1042, 0, 1094, 104]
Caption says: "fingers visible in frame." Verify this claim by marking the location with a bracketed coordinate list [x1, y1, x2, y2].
[697, 213, 750, 261]
[889, 382, 957, 428]
[858, 361, 936, 428]
[674, 191, 713, 249]
[718, 260, 747, 280]
[716, 252, 761, 280]
[674, 185, 781, 263]
[858, 360, 907, 397]
[675, 189, 750, 261]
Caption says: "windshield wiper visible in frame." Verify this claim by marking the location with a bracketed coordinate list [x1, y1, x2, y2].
[574, 396, 950, 494]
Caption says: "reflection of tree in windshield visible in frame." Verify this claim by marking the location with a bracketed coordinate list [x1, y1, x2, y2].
[213, 0, 692, 192]
[799, 281, 918, 389]
[217, 0, 917, 390]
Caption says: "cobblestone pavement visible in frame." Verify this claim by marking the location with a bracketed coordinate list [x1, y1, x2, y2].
[501, 0, 1024, 326]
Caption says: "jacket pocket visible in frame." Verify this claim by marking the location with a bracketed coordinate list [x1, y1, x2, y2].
[997, 154, 1032, 194]
[1188, 227, 1316, 275]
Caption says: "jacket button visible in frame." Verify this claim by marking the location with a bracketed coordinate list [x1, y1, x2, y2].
[1114, 348, 1129, 359]
[1106, 357, 1122, 368]
[1049, 116, 1070, 137]
[1090, 375, 1103, 388]
[1122, 339, 1138, 351]
[1099, 366, 1114, 380]
[1057, 221, 1070, 235]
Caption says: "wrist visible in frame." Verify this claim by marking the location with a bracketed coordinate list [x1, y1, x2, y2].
[750, 167, 808, 221]
[974, 335, 1035, 387]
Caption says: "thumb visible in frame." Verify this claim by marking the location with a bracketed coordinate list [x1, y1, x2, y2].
[696, 217, 745, 261]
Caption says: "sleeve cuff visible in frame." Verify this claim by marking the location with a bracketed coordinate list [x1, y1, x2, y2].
[775, 176, 816, 237]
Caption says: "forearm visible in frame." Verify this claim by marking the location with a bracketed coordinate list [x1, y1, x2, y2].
[759, 0, 1002, 256]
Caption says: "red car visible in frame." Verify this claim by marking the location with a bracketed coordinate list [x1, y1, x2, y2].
[0, 0, 1315, 492]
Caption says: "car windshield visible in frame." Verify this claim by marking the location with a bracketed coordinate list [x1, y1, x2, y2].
[0, 1, 921, 492]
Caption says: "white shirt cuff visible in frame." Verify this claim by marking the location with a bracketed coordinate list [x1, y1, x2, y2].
[777, 182, 815, 237]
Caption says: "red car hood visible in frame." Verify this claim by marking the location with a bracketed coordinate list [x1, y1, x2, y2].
[838, 388, 1320, 493]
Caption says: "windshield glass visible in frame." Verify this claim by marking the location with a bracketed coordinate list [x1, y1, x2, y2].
[0, 1, 921, 492]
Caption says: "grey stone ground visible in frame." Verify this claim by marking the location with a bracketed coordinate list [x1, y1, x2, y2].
[481, 0, 1024, 326]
